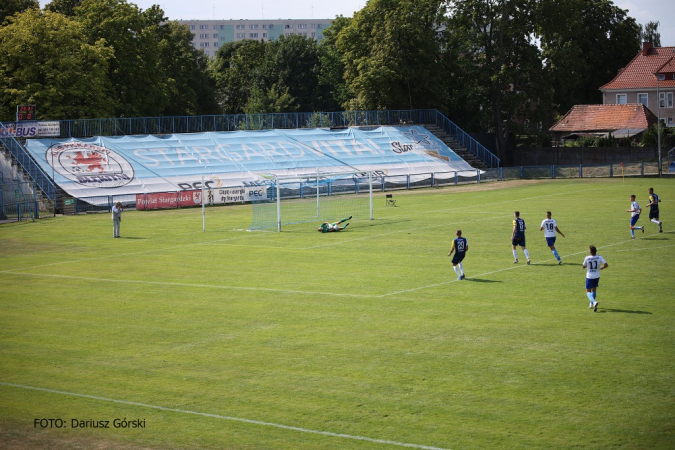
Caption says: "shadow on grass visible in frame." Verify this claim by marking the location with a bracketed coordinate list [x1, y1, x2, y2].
[465, 278, 502, 283]
[598, 308, 652, 315]
[120, 236, 147, 240]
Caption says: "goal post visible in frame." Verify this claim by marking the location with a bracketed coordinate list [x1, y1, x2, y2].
[249, 171, 374, 231]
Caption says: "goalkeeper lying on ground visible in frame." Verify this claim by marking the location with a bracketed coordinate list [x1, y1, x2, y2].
[318, 216, 352, 232]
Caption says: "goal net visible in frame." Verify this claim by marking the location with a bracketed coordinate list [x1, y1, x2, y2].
[249, 171, 374, 231]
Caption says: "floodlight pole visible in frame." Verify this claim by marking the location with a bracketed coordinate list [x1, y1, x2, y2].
[369, 171, 373, 220]
[276, 176, 281, 232]
[202, 175, 205, 231]
[656, 74, 662, 176]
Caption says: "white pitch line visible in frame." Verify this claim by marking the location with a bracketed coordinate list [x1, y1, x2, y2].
[0, 382, 451, 450]
[2, 272, 372, 298]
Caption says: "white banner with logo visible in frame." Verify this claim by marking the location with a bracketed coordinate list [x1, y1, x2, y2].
[1, 121, 61, 138]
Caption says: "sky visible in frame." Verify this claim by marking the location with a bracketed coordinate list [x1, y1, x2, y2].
[37, 0, 675, 46]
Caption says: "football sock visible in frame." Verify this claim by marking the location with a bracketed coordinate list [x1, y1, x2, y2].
[592, 291, 597, 300]
[512, 249, 518, 259]
[552, 249, 560, 261]
[587, 292, 595, 303]
[458, 262, 464, 275]
[523, 249, 530, 260]
[453, 265, 462, 277]
[631, 229, 635, 237]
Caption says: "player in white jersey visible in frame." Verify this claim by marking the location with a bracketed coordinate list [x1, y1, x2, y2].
[540, 211, 565, 264]
[626, 194, 644, 238]
[582, 245, 608, 312]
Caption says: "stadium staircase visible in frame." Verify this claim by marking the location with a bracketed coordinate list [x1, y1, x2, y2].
[423, 124, 491, 170]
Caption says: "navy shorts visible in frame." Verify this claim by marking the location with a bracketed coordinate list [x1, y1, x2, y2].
[452, 253, 466, 265]
[649, 211, 659, 220]
[630, 214, 640, 226]
[545, 237, 556, 247]
[586, 278, 600, 289]
[512, 237, 525, 247]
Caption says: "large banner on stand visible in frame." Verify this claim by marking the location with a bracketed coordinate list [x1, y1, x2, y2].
[24, 126, 479, 201]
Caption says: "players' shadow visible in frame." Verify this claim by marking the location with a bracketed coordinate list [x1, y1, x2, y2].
[120, 236, 147, 240]
[598, 308, 652, 315]
[465, 278, 502, 283]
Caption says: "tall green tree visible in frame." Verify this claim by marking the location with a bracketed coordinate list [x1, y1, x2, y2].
[0, 8, 114, 120]
[336, 0, 447, 110]
[45, 0, 83, 16]
[536, 0, 641, 114]
[210, 40, 267, 114]
[75, 0, 169, 117]
[157, 21, 219, 116]
[448, 0, 544, 160]
[0, 0, 38, 24]
[639, 21, 660, 47]
[318, 16, 353, 110]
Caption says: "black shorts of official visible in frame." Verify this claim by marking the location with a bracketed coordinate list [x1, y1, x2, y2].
[649, 210, 659, 220]
[452, 253, 466, 265]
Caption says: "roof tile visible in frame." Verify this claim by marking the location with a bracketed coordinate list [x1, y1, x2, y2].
[600, 46, 675, 90]
[549, 104, 657, 132]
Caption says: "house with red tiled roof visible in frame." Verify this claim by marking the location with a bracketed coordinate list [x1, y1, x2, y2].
[549, 103, 658, 144]
[600, 42, 675, 126]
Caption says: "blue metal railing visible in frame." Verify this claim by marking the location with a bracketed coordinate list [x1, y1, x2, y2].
[432, 112, 500, 168]
[0, 123, 57, 202]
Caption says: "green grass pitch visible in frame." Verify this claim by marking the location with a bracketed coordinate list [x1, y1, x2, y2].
[1, 178, 674, 449]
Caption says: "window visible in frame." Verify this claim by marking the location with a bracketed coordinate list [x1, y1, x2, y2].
[298, 24, 307, 29]
[269, 24, 274, 29]
[250, 24, 258, 29]
[317, 24, 323, 29]
[262, 33, 267, 38]
[312, 24, 316, 29]
[659, 92, 666, 108]
[658, 74, 666, 81]
[236, 25, 245, 30]
[637, 93, 648, 107]
[190, 25, 195, 30]
[214, 42, 218, 47]
[199, 42, 209, 47]
[200, 25, 208, 29]
[285, 24, 292, 29]
[668, 92, 674, 108]
[311, 32, 316, 38]
[616, 94, 627, 104]
[236, 33, 245, 38]
[249, 33, 258, 38]
[205, 50, 210, 56]
[262, 24, 267, 29]
[214, 25, 219, 29]
[299, 32, 307, 36]
[213, 34, 218, 38]
[199, 34, 208, 39]
[221, 25, 226, 29]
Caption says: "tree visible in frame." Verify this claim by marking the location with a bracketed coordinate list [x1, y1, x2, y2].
[75, 0, 169, 117]
[0, 9, 114, 120]
[157, 21, 219, 116]
[318, 16, 353, 110]
[336, 0, 447, 110]
[536, 0, 641, 114]
[44, 0, 83, 16]
[639, 21, 660, 47]
[210, 39, 267, 114]
[0, 0, 38, 24]
[448, 0, 544, 160]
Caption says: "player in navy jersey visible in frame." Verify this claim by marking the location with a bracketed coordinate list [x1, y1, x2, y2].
[582, 245, 608, 312]
[511, 211, 530, 264]
[540, 211, 565, 264]
[448, 229, 468, 280]
[626, 195, 644, 238]
[647, 187, 663, 232]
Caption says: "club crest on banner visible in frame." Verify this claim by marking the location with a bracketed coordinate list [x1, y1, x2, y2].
[46, 142, 134, 188]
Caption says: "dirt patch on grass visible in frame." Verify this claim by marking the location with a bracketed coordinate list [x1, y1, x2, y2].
[0, 422, 158, 450]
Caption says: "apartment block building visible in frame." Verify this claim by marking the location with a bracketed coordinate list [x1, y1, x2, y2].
[178, 19, 333, 57]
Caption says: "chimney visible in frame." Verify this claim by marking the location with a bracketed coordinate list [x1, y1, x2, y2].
[642, 42, 653, 56]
